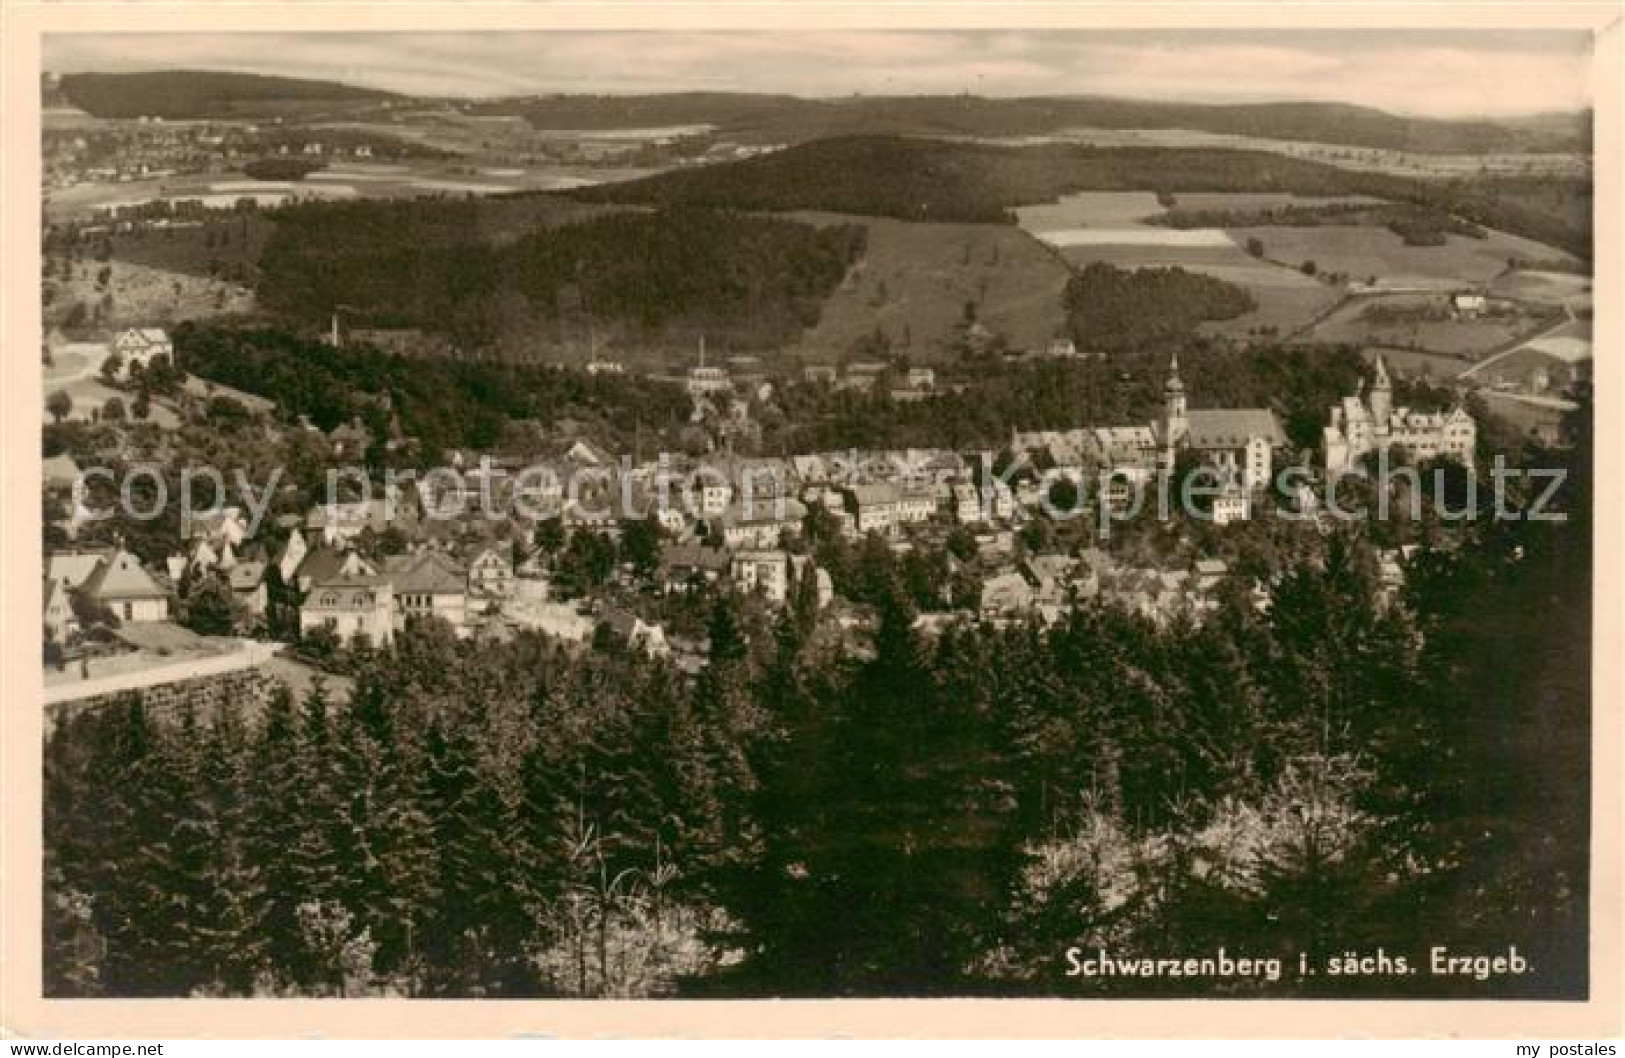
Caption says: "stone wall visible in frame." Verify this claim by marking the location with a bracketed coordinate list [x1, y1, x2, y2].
[45, 664, 282, 735]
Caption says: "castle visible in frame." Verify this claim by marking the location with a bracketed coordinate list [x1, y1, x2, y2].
[1323, 356, 1476, 473]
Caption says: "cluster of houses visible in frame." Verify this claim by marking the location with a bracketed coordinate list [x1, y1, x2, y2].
[800, 360, 938, 401]
[978, 550, 1236, 625]
[41, 342, 1478, 662]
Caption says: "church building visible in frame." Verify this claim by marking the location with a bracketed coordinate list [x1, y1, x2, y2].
[1157, 353, 1287, 492]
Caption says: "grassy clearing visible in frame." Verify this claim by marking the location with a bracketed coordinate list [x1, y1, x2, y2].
[43, 345, 183, 428]
[1305, 294, 1551, 356]
[1199, 278, 1345, 339]
[1168, 192, 1386, 211]
[1228, 224, 1577, 290]
[1489, 269, 1593, 304]
[786, 212, 1072, 363]
[1359, 345, 1473, 381]
[1013, 191, 1165, 230]
[44, 257, 256, 332]
[1476, 389, 1574, 441]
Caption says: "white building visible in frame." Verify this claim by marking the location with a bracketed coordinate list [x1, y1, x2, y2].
[846, 483, 900, 535]
[731, 549, 790, 604]
[1211, 489, 1251, 526]
[894, 487, 938, 525]
[300, 578, 394, 647]
[109, 327, 173, 376]
[954, 482, 986, 524]
[383, 551, 469, 634]
[79, 548, 170, 624]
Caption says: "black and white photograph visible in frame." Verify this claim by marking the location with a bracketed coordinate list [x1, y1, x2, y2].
[5, 2, 1619, 1038]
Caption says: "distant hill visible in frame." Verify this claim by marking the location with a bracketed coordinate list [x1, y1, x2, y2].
[56, 73, 1589, 152]
[568, 135, 1590, 257]
[58, 70, 398, 119]
[476, 93, 1588, 154]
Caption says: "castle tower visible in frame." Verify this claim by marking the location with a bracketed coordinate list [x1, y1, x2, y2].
[1164, 351, 1188, 451]
[1370, 354, 1392, 425]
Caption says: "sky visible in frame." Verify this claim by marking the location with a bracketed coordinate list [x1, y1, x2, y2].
[43, 30, 1594, 119]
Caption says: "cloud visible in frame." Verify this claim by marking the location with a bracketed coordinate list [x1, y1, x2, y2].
[42, 30, 1593, 118]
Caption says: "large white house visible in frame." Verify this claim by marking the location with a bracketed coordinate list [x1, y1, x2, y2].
[1323, 355, 1476, 473]
[383, 550, 469, 634]
[109, 328, 173, 377]
[300, 579, 394, 648]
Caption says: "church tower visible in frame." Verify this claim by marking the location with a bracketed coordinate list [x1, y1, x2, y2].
[1164, 351, 1189, 453]
[1369, 354, 1393, 425]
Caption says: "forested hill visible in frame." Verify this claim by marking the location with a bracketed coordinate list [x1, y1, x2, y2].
[254, 200, 866, 354]
[474, 93, 1587, 154]
[58, 70, 398, 119]
[173, 323, 693, 455]
[566, 135, 1591, 257]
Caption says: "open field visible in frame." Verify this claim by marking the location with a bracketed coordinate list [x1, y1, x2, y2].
[1013, 191, 1165, 230]
[1167, 192, 1386, 212]
[1194, 265, 1345, 339]
[45, 159, 651, 222]
[1477, 389, 1575, 442]
[1047, 242, 1341, 338]
[43, 343, 182, 428]
[1360, 345, 1473, 382]
[1230, 224, 1578, 290]
[1490, 268, 1593, 305]
[1035, 127, 1591, 180]
[1015, 190, 1350, 337]
[1014, 190, 1385, 232]
[785, 212, 1071, 363]
[1303, 293, 1552, 356]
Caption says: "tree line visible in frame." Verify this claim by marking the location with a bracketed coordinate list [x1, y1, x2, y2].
[173, 323, 694, 456]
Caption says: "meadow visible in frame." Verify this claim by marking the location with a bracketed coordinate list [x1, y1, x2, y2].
[786, 211, 1072, 363]
[1230, 224, 1577, 290]
[1015, 192, 1344, 338]
[42, 342, 182, 428]
[1490, 269, 1593, 304]
[1359, 345, 1474, 382]
[1304, 294, 1548, 356]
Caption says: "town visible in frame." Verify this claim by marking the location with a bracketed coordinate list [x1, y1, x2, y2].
[42, 313, 1492, 703]
[32, 47, 1596, 1006]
